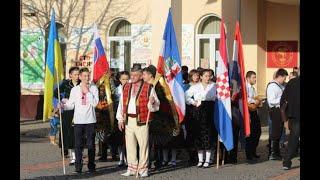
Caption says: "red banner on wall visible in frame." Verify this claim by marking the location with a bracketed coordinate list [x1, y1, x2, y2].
[267, 41, 298, 68]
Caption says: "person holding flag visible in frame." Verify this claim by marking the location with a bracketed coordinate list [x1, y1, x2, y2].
[42, 9, 66, 174]
[53, 66, 80, 165]
[91, 23, 117, 163]
[116, 64, 160, 177]
[60, 67, 99, 174]
[156, 8, 186, 126]
[154, 8, 187, 168]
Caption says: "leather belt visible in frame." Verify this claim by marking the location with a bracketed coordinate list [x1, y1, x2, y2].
[128, 114, 138, 118]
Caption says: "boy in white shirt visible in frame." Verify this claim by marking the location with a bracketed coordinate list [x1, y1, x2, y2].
[60, 67, 99, 174]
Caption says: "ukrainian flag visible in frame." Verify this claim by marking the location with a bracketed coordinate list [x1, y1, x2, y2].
[43, 9, 64, 122]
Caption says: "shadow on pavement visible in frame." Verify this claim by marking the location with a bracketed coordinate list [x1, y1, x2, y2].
[32, 165, 125, 179]
[149, 160, 190, 176]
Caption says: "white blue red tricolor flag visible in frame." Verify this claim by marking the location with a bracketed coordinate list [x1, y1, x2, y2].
[213, 19, 234, 151]
[157, 9, 185, 123]
[93, 24, 109, 83]
[231, 22, 251, 137]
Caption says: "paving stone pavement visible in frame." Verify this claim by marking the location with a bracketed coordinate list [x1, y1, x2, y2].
[20, 121, 300, 180]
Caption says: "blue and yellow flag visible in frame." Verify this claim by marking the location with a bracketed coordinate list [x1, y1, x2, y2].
[43, 9, 64, 122]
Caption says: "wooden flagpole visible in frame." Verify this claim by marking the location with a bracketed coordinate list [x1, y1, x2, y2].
[216, 137, 220, 169]
[222, 149, 225, 165]
[56, 72, 66, 175]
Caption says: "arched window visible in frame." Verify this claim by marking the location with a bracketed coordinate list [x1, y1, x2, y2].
[109, 20, 131, 36]
[198, 16, 221, 34]
[108, 20, 132, 72]
[196, 15, 221, 71]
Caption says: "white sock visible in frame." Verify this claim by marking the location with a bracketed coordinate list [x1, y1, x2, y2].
[68, 149, 72, 157]
[171, 149, 177, 162]
[71, 149, 76, 160]
[163, 149, 169, 162]
[198, 150, 204, 162]
[205, 150, 211, 163]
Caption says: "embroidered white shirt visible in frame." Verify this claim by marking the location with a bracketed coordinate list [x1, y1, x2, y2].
[63, 83, 99, 124]
[116, 83, 160, 123]
[185, 82, 216, 105]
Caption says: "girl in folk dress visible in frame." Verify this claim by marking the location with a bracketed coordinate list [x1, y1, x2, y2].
[184, 69, 200, 165]
[185, 69, 217, 168]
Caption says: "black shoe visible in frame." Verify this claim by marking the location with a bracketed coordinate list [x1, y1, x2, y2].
[154, 161, 162, 169]
[73, 169, 82, 174]
[118, 160, 125, 167]
[283, 163, 291, 170]
[87, 169, 96, 174]
[269, 140, 282, 160]
[282, 161, 292, 170]
[162, 161, 168, 166]
[69, 162, 75, 166]
[64, 149, 68, 156]
[269, 154, 282, 160]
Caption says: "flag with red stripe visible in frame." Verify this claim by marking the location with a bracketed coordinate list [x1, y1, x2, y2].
[232, 22, 251, 137]
[213, 19, 233, 151]
[156, 9, 185, 123]
[93, 24, 109, 83]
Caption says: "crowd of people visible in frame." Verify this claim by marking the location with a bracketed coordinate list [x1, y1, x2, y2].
[48, 64, 300, 176]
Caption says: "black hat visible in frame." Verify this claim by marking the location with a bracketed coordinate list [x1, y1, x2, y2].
[131, 63, 142, 72]
[147, 65, 157, 78]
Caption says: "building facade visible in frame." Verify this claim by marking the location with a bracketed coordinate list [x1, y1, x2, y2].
[20, 0, 299, 120]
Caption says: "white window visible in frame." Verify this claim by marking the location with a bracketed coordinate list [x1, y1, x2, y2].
[108, 20, 132, 72]
[195, 15, 221, 72]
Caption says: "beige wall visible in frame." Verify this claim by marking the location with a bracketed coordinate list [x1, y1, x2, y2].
[150, 0, 171, 65]
[182, 0, 222, 68]
[266, 2, 299, 86]
[257, 0, 267, 95]
[241, 0, 259, 81]
[182, 0, 222, 24]
[222, 0, 237, 61]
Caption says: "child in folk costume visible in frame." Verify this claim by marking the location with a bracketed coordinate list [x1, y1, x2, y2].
[95, 84, 113, 162]
[143, 65, 185, 168]
[142, 66, 163, 170]
[60, 67, 99, 174]
[112, 71, 130, 167]
[185, 69, 217, 168]
[184, 69, 200, 165]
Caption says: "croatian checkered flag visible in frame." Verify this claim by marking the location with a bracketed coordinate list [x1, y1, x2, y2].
[213, 19, 233, 151]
